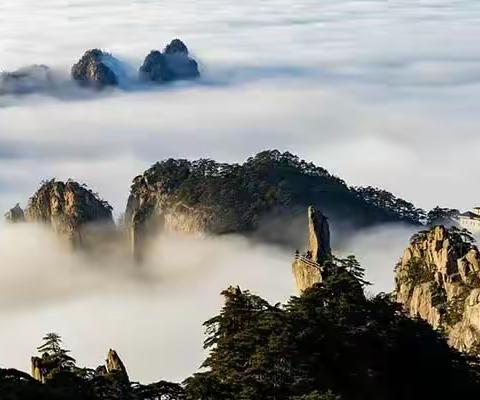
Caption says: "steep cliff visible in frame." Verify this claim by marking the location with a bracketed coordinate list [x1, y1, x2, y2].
[125, 150, 418, 262]
[292, 206, 331, 291]
[26, 179, 113, 246]
[395, 225, 480, 354]
[71, 49, 122, 88]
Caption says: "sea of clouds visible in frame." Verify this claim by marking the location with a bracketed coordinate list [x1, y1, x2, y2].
[0, 0, 480, 383]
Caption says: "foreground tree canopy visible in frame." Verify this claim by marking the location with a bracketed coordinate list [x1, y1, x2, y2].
[3, 255, 480, 399]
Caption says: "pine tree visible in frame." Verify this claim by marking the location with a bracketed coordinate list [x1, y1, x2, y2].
[37, 333, 76, 371]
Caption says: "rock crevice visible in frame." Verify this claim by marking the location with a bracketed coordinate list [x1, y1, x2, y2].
[395, 225, 480, 353]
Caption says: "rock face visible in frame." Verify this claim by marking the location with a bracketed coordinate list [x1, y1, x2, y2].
[71, 49, 121, 88]
[395, 225, 480, 354]
[292, 206, 331, 292]
[139, 39, 200, 83]
[126, 174, 213, 262]
[0, 65, 53, 95]
[30, 357, 46, 383]
[4, 204, 25, 223]
[26, 179, 113, 246]
[106, 349, 129, 382]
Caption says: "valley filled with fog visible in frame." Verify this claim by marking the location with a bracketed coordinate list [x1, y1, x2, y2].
[0, 0, 479, 382]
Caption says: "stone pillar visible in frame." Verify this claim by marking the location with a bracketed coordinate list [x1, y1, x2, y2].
[308, 206, 331, 263]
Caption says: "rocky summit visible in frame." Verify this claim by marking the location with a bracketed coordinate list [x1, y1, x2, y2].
[4, 203, 25, 223]
[71, 49, 121, 88]
[292, 206, 331, 291]
[0, 65, 53, 95]
[25, 179, 113, 247]
[139, 39, 200, 82]
[395, 225, 480, 354]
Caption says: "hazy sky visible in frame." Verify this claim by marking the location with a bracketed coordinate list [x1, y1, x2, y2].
[0, 0, 479, 383]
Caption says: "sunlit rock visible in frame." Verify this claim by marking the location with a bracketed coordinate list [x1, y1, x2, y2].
[395, 225, 480, 354]
[26, 179, 113, 247]
[292, 206, 331, 292]
[71, 49, 121, 88]
[106, 349, 129, 382]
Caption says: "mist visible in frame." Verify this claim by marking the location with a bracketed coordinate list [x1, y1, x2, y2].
[1, 0, 479, 385]
[0, 219, 416, 382]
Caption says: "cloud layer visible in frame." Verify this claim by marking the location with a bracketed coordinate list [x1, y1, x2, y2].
[0, 0, 479, 383]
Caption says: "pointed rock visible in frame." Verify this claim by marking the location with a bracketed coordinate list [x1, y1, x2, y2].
[106, 349, 129, 382]
[292, 206, 331, 292]
[308, 206, 331, 264]
[4, 203, 25, 223]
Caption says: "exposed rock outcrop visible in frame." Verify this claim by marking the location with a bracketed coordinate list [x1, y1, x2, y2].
[71, 49, 122, 88]
[125, 152, 411, 263]
[4, 203, 25, 223]
[292, 206, 331, 292]
[126, 183, 213, 262]
[395, 225, 480, 354]
[30, 357, 46, 383]
[26, 179, 113, 247]
[139, 39, 200, 83]
[106, 349, 129, 382]
[0, 65, 53, 95]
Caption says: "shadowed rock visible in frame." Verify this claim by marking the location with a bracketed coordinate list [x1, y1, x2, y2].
[71, 49, 120, 88]
[292, 206, 331, 291]
[0, 65, 53, 95]
[308, 206, 331, 264]
[4, 203, 25, 223]
[139, 39, 200, 83]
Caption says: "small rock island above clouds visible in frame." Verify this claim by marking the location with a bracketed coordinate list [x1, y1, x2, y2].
[0, 39, 200, 95]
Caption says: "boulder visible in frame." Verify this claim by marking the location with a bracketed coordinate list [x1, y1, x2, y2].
[71, 49, 120, 88]
[139, 39, 199, 82]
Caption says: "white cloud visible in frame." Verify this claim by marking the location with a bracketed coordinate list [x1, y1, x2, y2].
[0, 0, 479, 383]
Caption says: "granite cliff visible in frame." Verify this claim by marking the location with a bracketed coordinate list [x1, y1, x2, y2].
[292, 206, 331, 291]
[71, 49, 123, 89]
[395, 225, 480, 354]
[25, 179, 114, 247]
[125, 150, 420, 262]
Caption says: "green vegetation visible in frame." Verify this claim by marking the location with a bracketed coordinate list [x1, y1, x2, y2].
[402, 257, 436, 286]
[184, 258, 480, 399]
[3, 254, 480, 399]
[127, 151, 424, 237]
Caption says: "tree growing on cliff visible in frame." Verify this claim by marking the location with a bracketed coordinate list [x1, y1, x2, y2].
[185, 256, 480, 399]
[37, 333, 76, 371]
